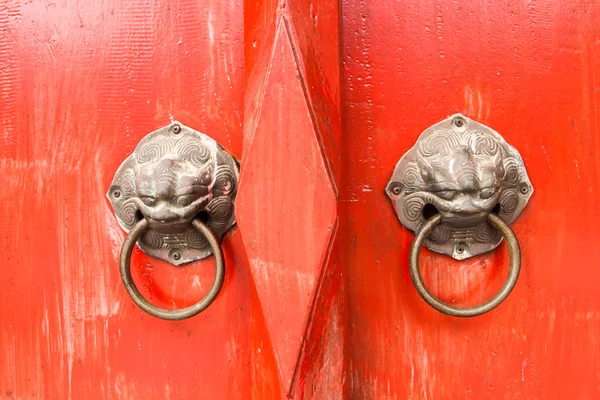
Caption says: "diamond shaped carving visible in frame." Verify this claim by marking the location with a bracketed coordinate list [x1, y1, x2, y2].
[236, 24, 337, 391]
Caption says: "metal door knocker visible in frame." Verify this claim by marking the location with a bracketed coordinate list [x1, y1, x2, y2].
[386, 114, 533, 317]
[108, 121, 239, 320]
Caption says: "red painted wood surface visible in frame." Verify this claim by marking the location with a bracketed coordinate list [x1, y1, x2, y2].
[238, 24, 337, 394]
[242, 0, 344, 398]
[2, 0, 600, 399]
[0, 1, 253, 398]
[340, 0, 600, 398]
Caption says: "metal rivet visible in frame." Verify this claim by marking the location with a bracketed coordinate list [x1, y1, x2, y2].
[520, 185, 529, 194]
[113, 190, 121, 198]
[172, 124, 181, 134]
[171, 250, 181, 261]
[390, 184, 402, 196]
[453, 116, 466, 128]
[455, 242, 468, 255]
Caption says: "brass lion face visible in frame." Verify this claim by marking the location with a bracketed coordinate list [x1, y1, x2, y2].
[386, 114, 533, 260]
[108, 121, 239, 265]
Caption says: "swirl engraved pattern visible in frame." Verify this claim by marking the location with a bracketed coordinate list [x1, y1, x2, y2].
[212, 164, 237, 198]
[420, 129, 461, 157]
[503, 158, 520, 186]
[429, 224, 452, 244]
[499, 188, 519, 215]
[468, 131, 500, 156]
[185, 228, 209, 249]
[119, 199, 138, 228]
[136, 137, 174, 164]
[142, 230, 164, 249]
[473, 222, 498, 243]
[402, 194, 425, 224]
[401, 163, 422, 190]
[119, 168, 136, 198]
[175, 137, 211, 166]
[207, 197, 234, 231]
[419, 129, 504, 162]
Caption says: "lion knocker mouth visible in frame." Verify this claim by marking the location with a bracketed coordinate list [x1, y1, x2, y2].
[107, 121, 239, 264]
[387, 114, 533, 259]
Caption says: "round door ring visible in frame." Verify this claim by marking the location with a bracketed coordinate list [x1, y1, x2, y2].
[119, 218, 225, 320]
[409, 213, 521, 317]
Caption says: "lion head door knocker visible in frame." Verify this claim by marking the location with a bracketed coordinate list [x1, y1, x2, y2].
[108, 121, 239, 320]
[386, 114, 533, 317]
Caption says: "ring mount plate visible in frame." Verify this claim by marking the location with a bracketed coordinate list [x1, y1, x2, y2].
[386, 114, 533, 260]
[120, 218, 225, 320]
[107, 121, 239, 265]
[409, 213, 521, 317]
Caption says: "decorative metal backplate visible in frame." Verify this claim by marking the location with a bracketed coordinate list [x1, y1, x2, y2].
[386, 114, 533, 260]
[108, 121, 239, 265]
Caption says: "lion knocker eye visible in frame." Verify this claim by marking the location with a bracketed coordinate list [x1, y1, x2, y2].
[479, 187, 495, 199]
[177, 194, 196, 207]
[435, 190, 458, 201]
[140, 196, 156, 207]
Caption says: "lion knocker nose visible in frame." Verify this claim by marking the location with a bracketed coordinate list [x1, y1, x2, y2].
[107, 121, 239, 320]
[387, 114, 533, 317]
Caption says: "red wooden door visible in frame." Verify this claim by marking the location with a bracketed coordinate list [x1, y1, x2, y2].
[1, 0, 600, 399]
[338, 1, 600, 398]
[0, 1, 253, 398]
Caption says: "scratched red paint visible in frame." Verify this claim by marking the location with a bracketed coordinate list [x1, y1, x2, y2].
[0, 0, 252, 398]
[2, 0, 600, 399]
[242, 0, 345, 398]
[340, 0, 600, 398]
[237, 19, 337, 394]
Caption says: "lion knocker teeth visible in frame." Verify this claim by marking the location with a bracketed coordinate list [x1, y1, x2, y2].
[386, 114, 533, 260]
[107, 121, 239, 265]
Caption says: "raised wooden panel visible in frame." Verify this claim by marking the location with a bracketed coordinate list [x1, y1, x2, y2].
[243, 0, 344, 397]
[284, 0, 345, 398]
[237, 21, 337, 393]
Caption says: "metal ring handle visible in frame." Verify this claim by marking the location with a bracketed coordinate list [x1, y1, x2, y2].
[409, 213, 521, 317]
[119, 218, 225, 320]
